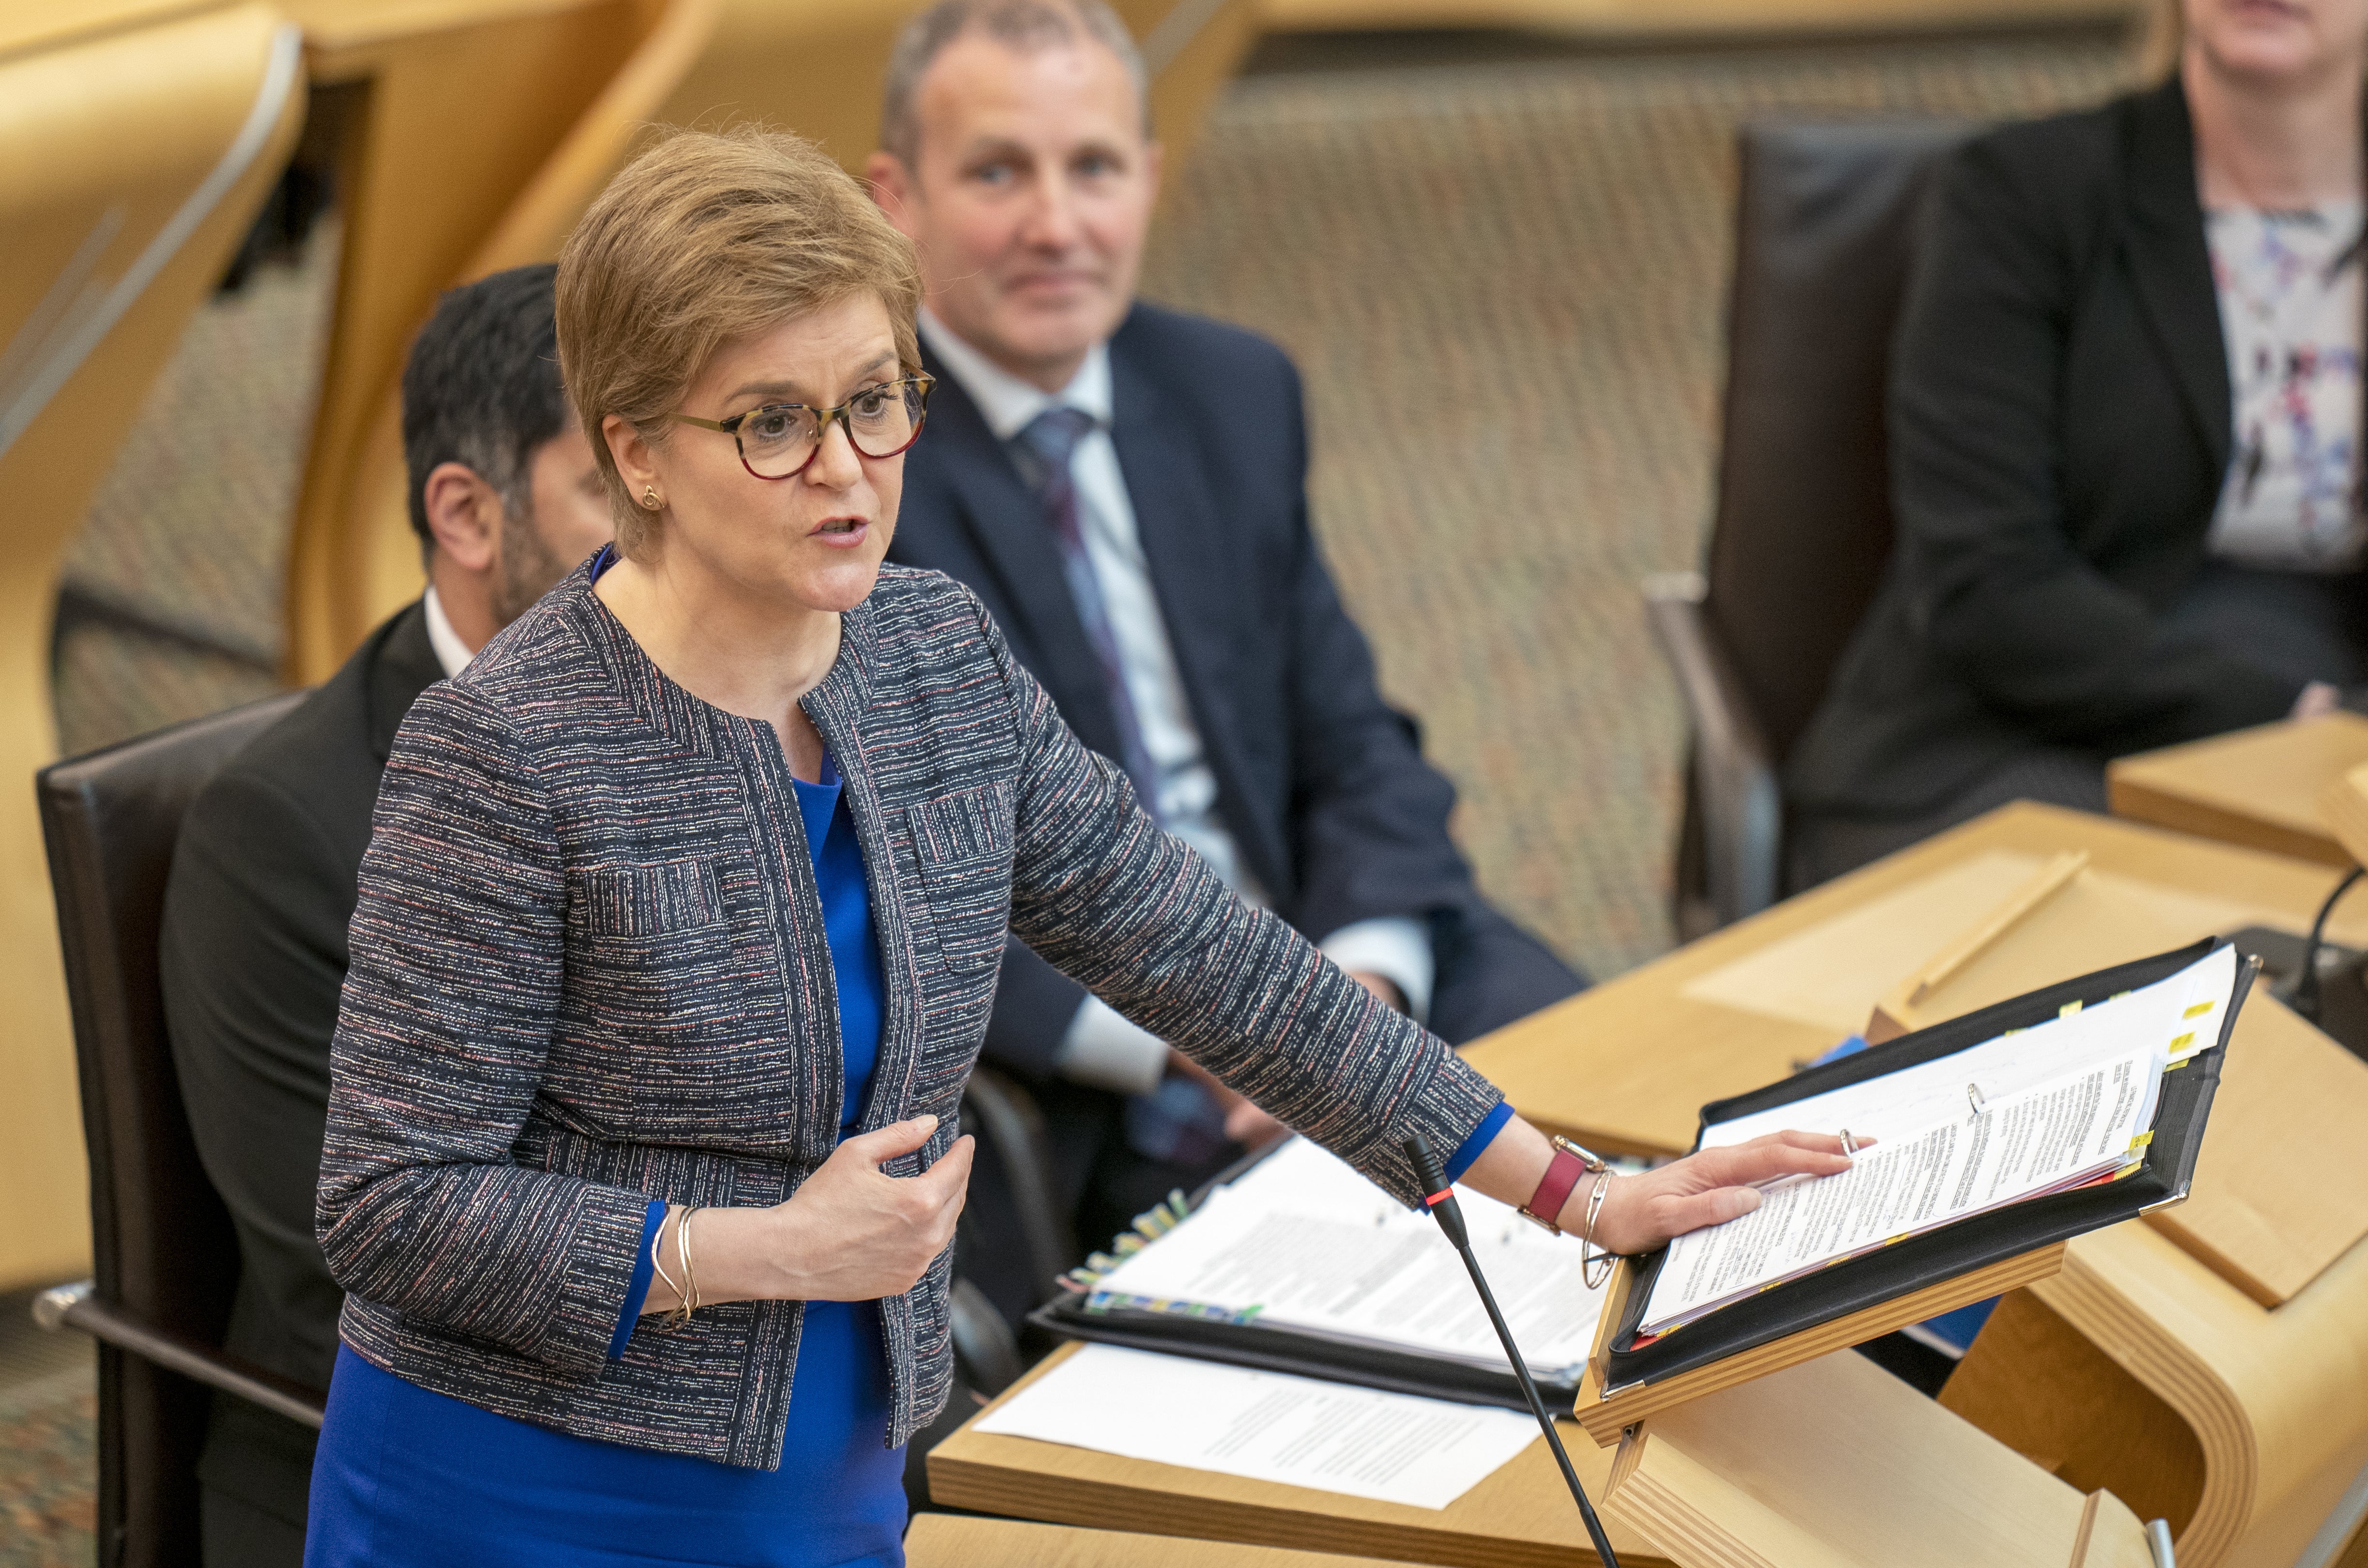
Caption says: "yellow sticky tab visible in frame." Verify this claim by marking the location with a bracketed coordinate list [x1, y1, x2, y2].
[2130, 1131, 2154, 1148]
[2184, 1001, 2215, 1019]
[2060, 999, 2084, 1018]
[2166, 1056, 2189, 1071]
[2169, 1032, 2196, 1052]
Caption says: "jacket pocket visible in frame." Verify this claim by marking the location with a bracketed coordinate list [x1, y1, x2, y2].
[568, 858, 727, 938]
[559, 859, 754, 1122]
[904, 783, 1014, 976]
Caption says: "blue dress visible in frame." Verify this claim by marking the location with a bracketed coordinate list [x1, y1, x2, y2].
[305, 745, 905, 1567]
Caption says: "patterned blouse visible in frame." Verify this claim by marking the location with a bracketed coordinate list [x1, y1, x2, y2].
[2204, 199, 2366, 571]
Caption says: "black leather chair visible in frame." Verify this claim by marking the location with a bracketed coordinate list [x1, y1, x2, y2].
[34, 692, 316, 1568]
[1654, 118, 1977, 940]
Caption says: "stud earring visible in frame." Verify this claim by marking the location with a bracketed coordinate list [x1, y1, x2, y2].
[642, 485, 661, 511]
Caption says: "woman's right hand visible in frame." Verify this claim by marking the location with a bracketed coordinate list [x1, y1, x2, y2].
[679, 1116, 973, 1308]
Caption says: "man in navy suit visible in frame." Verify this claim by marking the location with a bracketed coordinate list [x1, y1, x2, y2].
[869, 0, 1582, 1321]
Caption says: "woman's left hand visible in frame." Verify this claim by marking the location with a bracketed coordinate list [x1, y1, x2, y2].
[1582, 1132, 1858, 1255]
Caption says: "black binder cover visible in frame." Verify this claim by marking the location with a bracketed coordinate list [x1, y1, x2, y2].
[1597, 937, 2251, 1395]
[1028, 1140, 1576, 1415]
[1028, 1296, 1574, 1415]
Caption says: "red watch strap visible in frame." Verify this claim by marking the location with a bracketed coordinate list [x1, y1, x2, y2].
[1523, 1143, 1587, 1231]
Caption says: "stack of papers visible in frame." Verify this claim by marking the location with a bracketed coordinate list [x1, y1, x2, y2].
[1640, 944, 2238, 1337]
[974, 1343, 1542, 1509]
[1086, 1134, 1609, 1384]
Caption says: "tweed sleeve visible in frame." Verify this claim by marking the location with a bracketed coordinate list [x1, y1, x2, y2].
[316, 681, 654, 1377]
[974, 598, 1503, 1204]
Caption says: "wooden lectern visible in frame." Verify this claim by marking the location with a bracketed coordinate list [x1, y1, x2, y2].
[930, 1326, 2168, 1568]
[1480, 812, 2368, 1568]
[1602, 1347, 2163, 1568]
[934, 807, 2368, 1567]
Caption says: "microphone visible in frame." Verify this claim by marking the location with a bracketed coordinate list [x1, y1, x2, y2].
[1405, 1131, 1622, 1568]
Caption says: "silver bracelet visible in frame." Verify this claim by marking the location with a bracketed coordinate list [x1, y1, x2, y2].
[649, 1207, 685, 1330]
[1578, 1170, 1616, 1291]
[672, 1207, 701, 1329]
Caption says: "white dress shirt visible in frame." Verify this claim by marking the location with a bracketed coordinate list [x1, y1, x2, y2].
[422, 585, 474, 680]
[920, 311, 1433, 1095]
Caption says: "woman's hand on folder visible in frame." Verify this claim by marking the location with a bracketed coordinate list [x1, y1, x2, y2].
[1591, 1132, 1856, 1255]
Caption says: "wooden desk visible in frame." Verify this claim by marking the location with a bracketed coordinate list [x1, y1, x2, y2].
[1462, 800, 2368, 1157]
[906, 1514, 1420, 1568]
[930, 1340, 2158, 1568]
[1461, 801, 2368, 1568]
[934, 803, 2366, 1565]
[2108, 713, 2368, 868]
[932, 1342, 1667, 1568]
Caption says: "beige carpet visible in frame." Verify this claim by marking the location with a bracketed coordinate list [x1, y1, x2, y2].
[1137, 26, 2136, 975]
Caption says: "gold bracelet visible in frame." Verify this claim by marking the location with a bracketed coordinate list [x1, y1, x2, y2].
[674, 1207, 701, 1328]
[1578, 1171, 1616, 1291]
[649, 1207, 684, 1331]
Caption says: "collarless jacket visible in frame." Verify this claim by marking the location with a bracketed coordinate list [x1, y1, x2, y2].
[1786, 78, 2368, 821]
[317, 561, 1501, 1466]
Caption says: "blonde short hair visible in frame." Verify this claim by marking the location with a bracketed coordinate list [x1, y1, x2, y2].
[556, 125, 924, 553]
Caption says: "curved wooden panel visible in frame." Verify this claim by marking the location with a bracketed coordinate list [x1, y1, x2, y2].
[279, 0, 654, 684]
[1471, 803, 2368, 1568]
[0, 0, 304, 1289]
[1603, 1350, 2143, 1568]
[283, 0, 1263, 682]
[2020, 1223, 2368, 1568]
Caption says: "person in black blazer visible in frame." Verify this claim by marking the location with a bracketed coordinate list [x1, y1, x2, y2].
[867, 0, 1583, 1319]
[157, 265, 612, 1566]
[1786, 0, 2368, 886]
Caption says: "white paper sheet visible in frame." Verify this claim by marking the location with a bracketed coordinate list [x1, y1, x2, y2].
[1644, 1041, 2164, 1334]
[974, 1344, 1541, 1509]
[1701, 944, 2234, 1153]
[1087, 1136, 1606, 1378]
[1640, 945, 2243, 1336]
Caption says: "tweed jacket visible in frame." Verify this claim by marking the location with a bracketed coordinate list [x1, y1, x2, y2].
[317, 559, 1504, 1467]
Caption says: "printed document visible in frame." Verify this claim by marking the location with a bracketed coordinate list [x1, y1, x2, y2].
[974, 1343, 1540, 1509]
[1086, 1135, 1607, 1381]
[1640, 945, 2239, 1337]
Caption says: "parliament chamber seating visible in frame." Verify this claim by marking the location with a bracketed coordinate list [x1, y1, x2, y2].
[1652, 116, 1973, 940]
[35, 694, 316, 1568]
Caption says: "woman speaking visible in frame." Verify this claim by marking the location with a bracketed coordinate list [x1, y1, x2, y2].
[303, 127, 1847, 1566]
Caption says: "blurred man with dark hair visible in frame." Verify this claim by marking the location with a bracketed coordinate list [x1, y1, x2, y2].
[158, 263, 611, 1566]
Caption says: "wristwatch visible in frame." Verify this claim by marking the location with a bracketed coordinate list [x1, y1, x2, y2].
[1518, 1135, 1608, 1235]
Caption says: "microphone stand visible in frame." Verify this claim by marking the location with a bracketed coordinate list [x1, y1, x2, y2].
[1404, 1132, 1622, 1568]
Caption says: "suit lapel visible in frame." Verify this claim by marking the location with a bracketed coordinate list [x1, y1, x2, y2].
[2120, 78, 2232, 478]
[1108, 332, 1284, 893]
[366, 600, 443, 765]
[916, 350, 1126, 756]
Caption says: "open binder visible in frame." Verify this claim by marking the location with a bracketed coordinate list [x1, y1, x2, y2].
[1032, 937, 2248, 1431]
[1027, 1135, 1592, 1414]
[1578, 936, 2250, 1440]
[1029, 1283, 1575, 1414]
